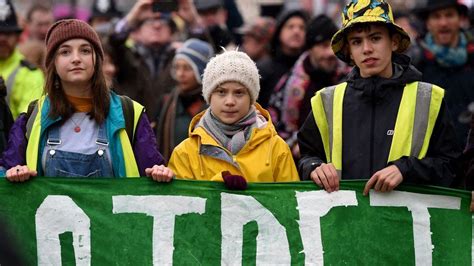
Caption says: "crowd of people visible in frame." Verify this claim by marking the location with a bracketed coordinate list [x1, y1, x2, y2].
[0, 0, 473, 193]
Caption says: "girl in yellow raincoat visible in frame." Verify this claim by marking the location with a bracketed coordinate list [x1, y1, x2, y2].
[168, 50, 299, 189]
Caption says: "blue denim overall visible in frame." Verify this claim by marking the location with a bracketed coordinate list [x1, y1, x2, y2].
[43, 122, 114, 178]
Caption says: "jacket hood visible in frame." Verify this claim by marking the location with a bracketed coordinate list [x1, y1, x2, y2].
[188, 103, 277, 148]
[346, 53, 422, 99]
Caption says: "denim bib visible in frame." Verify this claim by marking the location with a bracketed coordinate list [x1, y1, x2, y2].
[43, 121, 114, 178]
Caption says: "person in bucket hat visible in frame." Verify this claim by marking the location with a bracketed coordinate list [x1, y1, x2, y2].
[411, 0, 474, 149]
[298, 0, 460, 194]
[330, 0, 411, 64]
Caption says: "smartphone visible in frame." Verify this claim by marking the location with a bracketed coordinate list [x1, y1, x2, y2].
[152, 0, 178, 13]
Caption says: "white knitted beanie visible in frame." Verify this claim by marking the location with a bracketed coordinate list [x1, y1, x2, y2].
[202, 50, 260, 104]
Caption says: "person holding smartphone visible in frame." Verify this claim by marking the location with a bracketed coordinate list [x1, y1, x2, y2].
[108, 0, 177, 121]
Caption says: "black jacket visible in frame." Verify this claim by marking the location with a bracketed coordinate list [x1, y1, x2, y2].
[257, 46, 300, 108]
[257, 9, 308, 107]
[108, 31, 176, 121]
[462, 114, 474, 189]
[413, 32, 474, 148]
[0, 78, 13, 155]
[298, 54, 461, 187]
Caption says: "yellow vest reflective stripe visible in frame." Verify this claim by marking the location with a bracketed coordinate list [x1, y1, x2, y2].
[311, 81, 444, 176]
[26, 96, 143, 177]
[310, 83, 346, 174]
[26, 96, 46, 171]
[121, 101, 144, 177]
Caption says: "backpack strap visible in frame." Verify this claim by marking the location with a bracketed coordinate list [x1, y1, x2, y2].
[25, 99, 39, 140]
[26, 99, 38, 118]
[119, 95, 135, 145]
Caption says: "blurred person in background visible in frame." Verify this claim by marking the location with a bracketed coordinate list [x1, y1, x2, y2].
[394, 11, 421, 43]
[18, 4, 54, 72]
[221, 0, 244, 39]
[393, 11, 424, 65]
[0, 0, 43, 119]
[233, 0, 260, 27]
[89, 0, 123, 30]
[155, 38, 214, 161]
[18, 40, 46, 73]
[23, 4, 54, 42]
[52, 3, 90, 21]
[257, 9, 308, 107]
[101, 40, 118, 89]
[193, 0, 237, 51]
[414, 0, 474, 148]
[267, 14, 348, 158]
[100, 37, 154, 110]
[292, 0, 345, 22]
[169, 0, 200, 41]
[109, 0, 177, 120]
[236, 16, 276, 64]
[173, 0, 241, 45]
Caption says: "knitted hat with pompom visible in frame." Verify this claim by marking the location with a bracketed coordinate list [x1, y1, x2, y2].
[202, 50, 260, 104]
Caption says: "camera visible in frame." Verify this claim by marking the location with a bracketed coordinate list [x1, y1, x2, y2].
[152, 0, 178, 13]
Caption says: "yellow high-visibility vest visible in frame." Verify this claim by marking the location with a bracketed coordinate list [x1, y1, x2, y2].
[311, 81, 444, 177]
[26, 95, 142, 177]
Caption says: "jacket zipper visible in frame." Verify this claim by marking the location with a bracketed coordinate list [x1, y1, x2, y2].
[370, 85, 375, 176]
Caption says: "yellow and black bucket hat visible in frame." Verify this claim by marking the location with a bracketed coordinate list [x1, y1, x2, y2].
[331, 0, 411, 63]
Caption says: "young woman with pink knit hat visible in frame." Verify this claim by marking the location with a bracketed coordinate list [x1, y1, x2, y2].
[168, 50, 299, 189]
[2, 19, 173, 182]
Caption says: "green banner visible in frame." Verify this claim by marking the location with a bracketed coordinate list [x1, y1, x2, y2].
[0, 178, 471, 265]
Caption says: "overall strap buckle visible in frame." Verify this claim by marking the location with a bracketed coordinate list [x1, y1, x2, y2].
[47, 138, 61, 145]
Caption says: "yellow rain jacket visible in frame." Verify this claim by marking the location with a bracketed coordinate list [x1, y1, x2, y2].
[169, 104, 299, 182]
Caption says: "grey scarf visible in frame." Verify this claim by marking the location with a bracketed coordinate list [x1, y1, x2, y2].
[198, 106, 258, 154]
